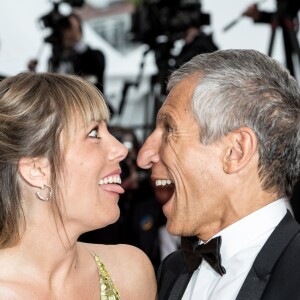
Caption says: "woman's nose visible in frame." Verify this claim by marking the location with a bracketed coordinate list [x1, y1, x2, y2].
[108, 136, 128, 162]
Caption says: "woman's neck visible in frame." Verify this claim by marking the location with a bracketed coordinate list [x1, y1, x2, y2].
[3, 215, 81, 281]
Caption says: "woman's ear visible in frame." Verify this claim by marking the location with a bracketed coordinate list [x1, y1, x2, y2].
[18, 157, 50, 188]
[223, 127, 258, 174]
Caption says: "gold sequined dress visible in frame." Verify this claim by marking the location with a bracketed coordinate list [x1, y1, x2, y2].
[93, 253, 121, 300]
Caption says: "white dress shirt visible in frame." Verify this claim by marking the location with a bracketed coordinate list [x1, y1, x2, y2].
[182, 198, 290, 300]
[158, 225, 181, 260]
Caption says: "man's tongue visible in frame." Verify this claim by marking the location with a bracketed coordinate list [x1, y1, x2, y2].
[154, 184, 175, 205]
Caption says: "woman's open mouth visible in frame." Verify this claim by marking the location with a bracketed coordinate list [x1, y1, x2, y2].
[99, 175, 124, 194]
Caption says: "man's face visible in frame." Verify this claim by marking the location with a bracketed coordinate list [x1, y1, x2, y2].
[62, 16, 82, 50]
[137, 75, 227, 237]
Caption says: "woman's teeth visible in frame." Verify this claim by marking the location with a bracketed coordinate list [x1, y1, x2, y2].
[155, 179, 173, 186]
[99, 176, 122, 185]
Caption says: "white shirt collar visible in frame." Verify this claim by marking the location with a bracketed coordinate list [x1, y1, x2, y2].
[211, 198, 288, 268]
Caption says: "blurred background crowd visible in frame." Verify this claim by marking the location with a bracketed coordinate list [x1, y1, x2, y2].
[0, 0, 299, 272]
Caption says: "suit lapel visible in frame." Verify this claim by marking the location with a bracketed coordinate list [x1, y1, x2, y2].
[157, 250, 193, 300]
[236, 210, 300, 300]
[168, 271, 192, 300]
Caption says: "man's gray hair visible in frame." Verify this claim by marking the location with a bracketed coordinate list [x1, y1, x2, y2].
[167, 49, 300, 197]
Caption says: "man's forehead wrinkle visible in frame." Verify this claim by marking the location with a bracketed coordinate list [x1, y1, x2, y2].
[167, 92, 186, 104]
[158, 99, 183, 116]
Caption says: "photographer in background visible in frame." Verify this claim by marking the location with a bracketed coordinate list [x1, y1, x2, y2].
[243, 0, 300, 78]
[172, 25, 218, 71]
[130, 0, 218, 115]
[28, 12, 110, 110]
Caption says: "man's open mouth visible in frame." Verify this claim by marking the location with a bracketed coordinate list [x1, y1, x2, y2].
[155, 179, 173, 187]
[154, 178, 175, 205]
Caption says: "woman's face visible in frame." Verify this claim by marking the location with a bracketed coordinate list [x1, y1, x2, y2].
[59, 118, 128, 236]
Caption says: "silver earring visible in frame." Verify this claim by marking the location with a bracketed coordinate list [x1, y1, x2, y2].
[36, 184, 53, 201]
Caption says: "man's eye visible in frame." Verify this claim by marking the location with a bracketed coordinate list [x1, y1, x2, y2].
[88, 127, 99, 138]
[165, 124, 173, 133]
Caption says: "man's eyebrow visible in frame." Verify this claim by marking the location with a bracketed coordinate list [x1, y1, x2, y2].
[156, 113, 174, 124]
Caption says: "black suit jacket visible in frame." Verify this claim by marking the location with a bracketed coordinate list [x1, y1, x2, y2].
[157, 211, 300, 300]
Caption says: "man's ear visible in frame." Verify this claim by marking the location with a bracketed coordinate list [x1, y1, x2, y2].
[223, 127, 257, 174]
[18, 157, 50, 188]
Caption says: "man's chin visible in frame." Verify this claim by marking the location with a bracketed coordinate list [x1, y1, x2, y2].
[165, 218, 181, 237]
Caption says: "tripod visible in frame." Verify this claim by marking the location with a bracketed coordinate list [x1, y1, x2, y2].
[268, 13, 300, 78]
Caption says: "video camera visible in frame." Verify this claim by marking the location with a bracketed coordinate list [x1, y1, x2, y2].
[39, 0, 85, 46]
[130, 0, 210, 49]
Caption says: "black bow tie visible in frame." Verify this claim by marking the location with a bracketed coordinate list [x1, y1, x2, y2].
[181, 236, 226, 276]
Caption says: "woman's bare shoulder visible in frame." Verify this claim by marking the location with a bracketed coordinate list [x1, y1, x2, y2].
[81, 242, 154, 272]
[80, 242, 146, 259]
[80, 242, 157, 299]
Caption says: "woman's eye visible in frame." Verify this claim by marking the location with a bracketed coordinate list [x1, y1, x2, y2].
[88, 127, 99, 138]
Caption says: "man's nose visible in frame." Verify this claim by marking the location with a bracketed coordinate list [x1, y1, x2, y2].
[137, 131, 160, 169]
